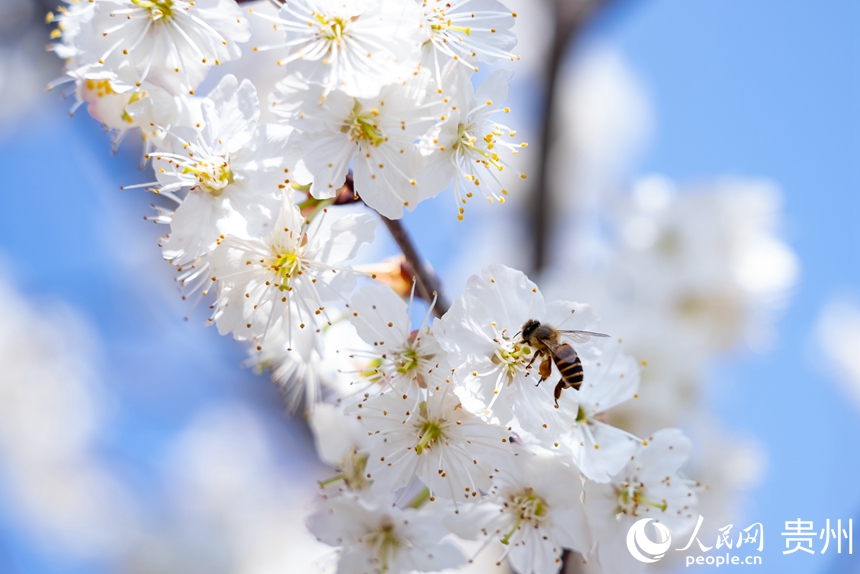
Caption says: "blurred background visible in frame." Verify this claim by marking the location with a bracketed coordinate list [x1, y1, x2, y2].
[0, 0, 858, 573]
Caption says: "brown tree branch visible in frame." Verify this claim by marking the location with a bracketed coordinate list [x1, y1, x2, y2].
[380, 217, 450, 318]
[528, 0, 615, 273]
[337, 174, 450, 318]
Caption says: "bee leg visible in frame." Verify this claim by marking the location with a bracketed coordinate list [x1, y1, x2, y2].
[554, 381, 564, 407]
[539, 356, 552, 379]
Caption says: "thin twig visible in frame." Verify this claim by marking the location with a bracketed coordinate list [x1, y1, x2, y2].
[380, 216, 450, 318]
[529, 0, 614, 273]
[338, 174, 450, 318]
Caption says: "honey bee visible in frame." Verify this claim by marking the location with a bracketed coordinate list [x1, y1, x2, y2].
[520, 319, 609, 407]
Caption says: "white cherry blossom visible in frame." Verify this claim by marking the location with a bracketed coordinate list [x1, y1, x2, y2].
[307, 492, 466, 574]
[271, 75, 441, 219]
[450, 451, 592, 574]
[346, 283, 451, 399]
[78, 0, 250, 96]
[56, 59, 190, 156]
[349, 384, 513, 502]
[585, 428, 699, 574]
[255, 0, 426, 99]
[145, 75, 296, 265]
[419, 64, 526, 219]
[67, 65, 140, 135]
[540, 338, 642, 483]
[435, 264, 601, 432]
[418, 0, 519, 79]
[209, 197, 377, 344]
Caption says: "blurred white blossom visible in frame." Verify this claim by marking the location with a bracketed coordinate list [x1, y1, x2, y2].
[816, 299, 860, 409]
[0, 273, 136, 558]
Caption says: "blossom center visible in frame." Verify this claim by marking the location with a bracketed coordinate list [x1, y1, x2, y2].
[383, 331, 436, 389]
[617, 483, 668, 516]
[314, 13, 352, 41]
[363, 521, 401, 574]
[345, 100, 384, 147]
[320, 451, 370, 491]
[501, 488, 549, 544]
[183, 160, 234, 195]
[490, 331, 532, 380]
[395, 346, 420, 375]
[267, 250, 302, 290]
[431, 22, 472, 35]
[454, 122, 505, 172]
[414, 403, 445, 455]
[84, 79, 115, 98]
[426, 8, 472, 37]
[132, 0, 174, 21]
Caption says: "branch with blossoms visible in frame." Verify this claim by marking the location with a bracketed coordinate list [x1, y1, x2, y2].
[44, 1, 706, 574]
[332, 173, 450, 316]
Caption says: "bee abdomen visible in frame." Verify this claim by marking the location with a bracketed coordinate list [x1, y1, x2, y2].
[554, 345, 584, 390]
[559, 359, 584, 389]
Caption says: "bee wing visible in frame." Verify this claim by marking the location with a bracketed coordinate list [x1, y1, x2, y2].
[558, 330, 610, 344]
[543, 338, 577, 358]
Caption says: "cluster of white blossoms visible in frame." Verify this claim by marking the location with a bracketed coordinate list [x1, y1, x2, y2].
[299, 265, 700, 574]
[47, 1, 702, 573]
[49, 0, 526, 217]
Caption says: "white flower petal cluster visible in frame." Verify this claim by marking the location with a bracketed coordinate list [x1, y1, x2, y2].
[307, 492, 466, 574]
[152, 74, 297, 265]
[419, 0, 520, 78]
[347, 283, 450, 396]
[303, 266, 698, 574]
[586, 429, 699, 574]
[272, 75, 440, 219]
[451, 451, 593, 574]
[419, 64, 526, 218]
[261, 0, 526, 219]
[209, 196, 377, 344]
[259, 0, 425, 99]
[435, 264, 599, 431]
[85, 0, 250, 96]
[352, 384, 511, 501]
[48, 0, 250, 149]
